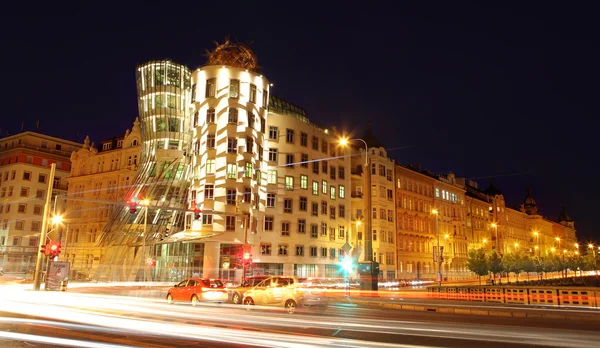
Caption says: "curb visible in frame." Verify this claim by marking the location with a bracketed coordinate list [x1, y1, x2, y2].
[348, 299, 600, 322]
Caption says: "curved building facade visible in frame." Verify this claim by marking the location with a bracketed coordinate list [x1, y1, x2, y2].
[189, 64, 270, 278]
[95, 60, 193, 281]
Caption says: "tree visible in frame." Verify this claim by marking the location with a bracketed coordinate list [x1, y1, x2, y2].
[543, 254, 561, 276]
[533, 256, 545, 279]
[502, 252, 526, 282]
[582, 253, 597, 272]
[522, 254, 535, 281]
[487, 250, 503, 279]
[466, 248, 489, 285]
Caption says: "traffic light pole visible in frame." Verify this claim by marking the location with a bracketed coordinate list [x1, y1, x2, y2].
[33, 163, 56, 291]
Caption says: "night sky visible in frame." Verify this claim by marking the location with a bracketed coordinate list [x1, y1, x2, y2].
[2, 3, 598, 242]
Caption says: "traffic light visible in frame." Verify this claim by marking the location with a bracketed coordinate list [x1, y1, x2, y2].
[127, 196, 138, 214]
[49, 241, 61, 258]
[193, 200, 202, 220]
[40, 244, 48, 256]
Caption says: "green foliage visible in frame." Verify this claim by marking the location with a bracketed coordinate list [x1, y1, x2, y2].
[501, 252, 526, 281]
[543, 254, 561, 273]
[581, 253, 597, 271]
[487, 250, 503, 275]
[466, 248, 489, 284]
[521, 254, 535, 274]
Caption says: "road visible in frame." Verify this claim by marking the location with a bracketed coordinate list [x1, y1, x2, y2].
[1, 284, 600, 347]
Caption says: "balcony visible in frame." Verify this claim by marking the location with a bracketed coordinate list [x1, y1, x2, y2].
[351, 191, 364, 198]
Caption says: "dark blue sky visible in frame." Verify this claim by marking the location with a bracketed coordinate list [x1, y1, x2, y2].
[2, 2, 598, 241]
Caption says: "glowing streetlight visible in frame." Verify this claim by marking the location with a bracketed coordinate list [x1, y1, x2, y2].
[482, 238, 488, 245]
[339, 136, 376, 292]
[514, 242, 519, 250]
[574, 243, 579, 249]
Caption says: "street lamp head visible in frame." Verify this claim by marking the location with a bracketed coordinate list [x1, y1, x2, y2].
[51, 215, 63, 225]
[491, 223, 497, 228]
[514, 243, 519, 248]
[588, 243, 594, 249]
[432, 209, 438, 215]
[551, 247, 556, 252]
[563, 249, 567, 254]
[338, 137, 349, 146]
[482, 239, 487, 244]
[555, 237, 560, 241]
[574, 243, 579, 248]
[535, 245, 539, 249]
[141, 199, 150, 206]
[444, 234, 449, 240]
[356, 220, 361, 226]
[533, 231, 538, 236]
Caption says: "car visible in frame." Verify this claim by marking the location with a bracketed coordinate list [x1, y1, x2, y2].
[242, 276, 328, 314]
[228, 275, 270, 304]
[166, 278, 228, 306]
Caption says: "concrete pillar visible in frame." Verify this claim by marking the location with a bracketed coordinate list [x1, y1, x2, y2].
[283, 263, 294, 276]
[203, 241, 221, 279]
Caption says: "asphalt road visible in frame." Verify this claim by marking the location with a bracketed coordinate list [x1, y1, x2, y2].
[1, 286, 600, 348]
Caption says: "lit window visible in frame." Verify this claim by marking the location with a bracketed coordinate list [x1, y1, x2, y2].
[312, 181, 319, 195]
[330, 186, 336, 200]
[300, 175, 308, 189]
[206, 159, 215, 174]
[322, 181, 328, 194]
[227, 163, 237, 179]
[229, 79, 240, 98]
[245, 162, 252, 178]
[268, 170, 277, 184]
[285, 176, 294, 190]
[249, 84, 257, 103]
[339, 185, 345, 198]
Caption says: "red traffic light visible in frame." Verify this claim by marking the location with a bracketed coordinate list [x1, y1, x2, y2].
[127, 198, 138, 214]
[40, 244, 48, 255]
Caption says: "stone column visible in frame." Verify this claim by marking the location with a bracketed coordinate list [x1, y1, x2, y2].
[203, 241, 221, 279]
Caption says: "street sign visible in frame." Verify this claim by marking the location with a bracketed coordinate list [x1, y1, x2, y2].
[46, 261, 70, 291]
[342, 242, 352, 253]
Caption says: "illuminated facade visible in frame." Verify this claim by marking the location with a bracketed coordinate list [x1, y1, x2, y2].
[65, 123, 141, 279]
[434, 173, 468, 279]
[93, 60, 193, 282]
[395, 165, 436, 279]
[0, 132, 80, 277]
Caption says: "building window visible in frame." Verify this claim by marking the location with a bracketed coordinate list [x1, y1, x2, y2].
[299, 175, 308, 190]
[23, 171, 31, 181]
[330, 206, 336, 219]
[285, 154, 295, 168]
[285, 176, 294, 190]
[281, 222, 290, 236]
[264, 216, 274, 231]
[205, 78, 216, 98]
[202, 214, 213, 225]
[321, 201, 328, 215]
[12, 236, 22, 245]
[310, 246, 318, 256]
[321, 140, 328, 154]
[339, 204, 345, 218]
[204, 184, 214, 199]
[20, 187, 29, 197]
[33, 205, 43, 215]
[268, 148, 278, 162]
[339, 226, 345, 239]
[339, 185, 345, 199]
[322, 161, 328, 174]
[207, 133, 216, 149]
[227, 137, 238, 153]
[15, 221, 24, 230]
[206, 108, 216, 123]
[226, 163, 237, 179]
[300, 132, 308, 147]
[310, 224, 318, 238]
[321, 222, 327, 236]
[267, 193, 276, 208]
[322, 180, 328, 194]
[248, 113, 255, 128]
[286, 129, 295, 143]
[283, 198, 293, 213]
[296, 245, 304, 256]
[31, 222, 40, 232]
[312, 181, 319, 195]
[311, 202, 318, 217]
[339, 166, 345, 179]
[312, 161, 319, 174]
[278, 244, 288, 256]
[312, 136, 319, 150]
[38, 174, 46, 183]
[321, 247, 327, 258]
[258, 145, 263, 161]
[268, 170, 277, 184]
[245, 162, 252, 178]
[249, 84, 257, 103]
[298, 219, 306, 233]
[301, 153, 308, 168]
[246, 137, 254, 153]
[260, 243, 272, 256]
[243, 187, 251, 203]
[387, 169, 393, 181]
[226, 189, 237, 205]
[330, 186, 336, 200]
[228, 108, 239, 124]
[260, 116, 266, 133]
[226, 216, 236, 231]
[206, 159, 215, 175]
[36, 190, 44, 198]
[18, 204, 26, 213]
[268, 126, 279, 140]
[229, 79, 240, 98]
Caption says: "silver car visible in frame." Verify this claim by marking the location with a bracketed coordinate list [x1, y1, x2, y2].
[242, 276, 328, 314]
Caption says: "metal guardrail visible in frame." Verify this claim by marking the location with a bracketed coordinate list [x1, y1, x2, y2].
[427, 286, 600, 308]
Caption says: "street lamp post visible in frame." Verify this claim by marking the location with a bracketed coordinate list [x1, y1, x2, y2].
[491, 223, 498, 252]
[533, 231, 539, 258]
[33, 163, 56, 291]
[432, 209, 441, 286]
[339, 137, 377, 293]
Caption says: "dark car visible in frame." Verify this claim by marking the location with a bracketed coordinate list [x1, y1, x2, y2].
[228, 275, 270, 304]
[166, 278, 227, 306]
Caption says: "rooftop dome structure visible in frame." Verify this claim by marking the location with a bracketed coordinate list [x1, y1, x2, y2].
[205, 37, 259, 72]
